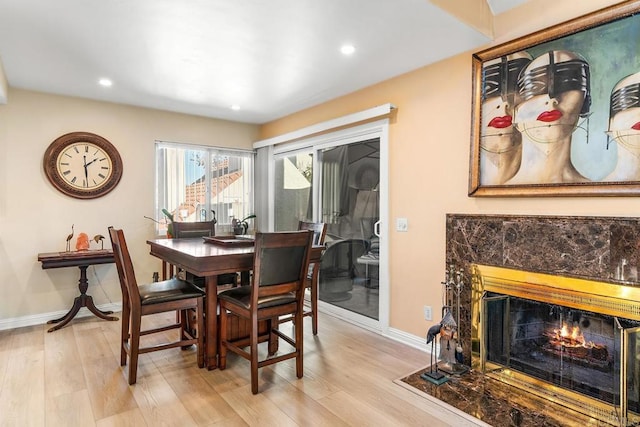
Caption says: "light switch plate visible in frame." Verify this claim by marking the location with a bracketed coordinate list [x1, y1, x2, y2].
[396, 217, 408, 232]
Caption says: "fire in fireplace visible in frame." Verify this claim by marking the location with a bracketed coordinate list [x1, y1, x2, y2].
[544, 319, 610, 368]
[472, 264, 640, 426]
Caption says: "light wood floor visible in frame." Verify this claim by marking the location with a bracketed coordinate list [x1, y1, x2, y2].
[0, 312, 476, 426]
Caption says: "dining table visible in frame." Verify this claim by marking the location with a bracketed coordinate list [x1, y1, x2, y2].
[146, 235, 324, 370]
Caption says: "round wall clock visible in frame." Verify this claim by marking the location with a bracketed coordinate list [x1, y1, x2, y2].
[43, 131, 123, 199]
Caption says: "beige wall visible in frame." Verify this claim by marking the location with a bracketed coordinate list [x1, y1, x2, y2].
[0, 89, 258, 323]
[259, 0, 639, 338]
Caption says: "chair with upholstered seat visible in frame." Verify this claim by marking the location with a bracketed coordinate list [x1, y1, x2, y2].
[278, 221, 326, 334]
[108, 226, 205, 385]
[218, 230, 314, 394]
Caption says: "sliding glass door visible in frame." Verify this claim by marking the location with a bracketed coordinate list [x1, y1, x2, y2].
[270, 120, 388, 331]
[316, 140, 379, 320]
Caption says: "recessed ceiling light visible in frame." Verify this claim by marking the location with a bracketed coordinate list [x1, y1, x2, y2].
[230, 104, 241, 111]
[340, 44, 356, 55]
[98, 78, 113, 87]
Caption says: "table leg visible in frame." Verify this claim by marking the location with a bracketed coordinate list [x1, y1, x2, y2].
[205, 275, 218, 370]
[47, 265, 118, 332]
[161, 261, 175, 281]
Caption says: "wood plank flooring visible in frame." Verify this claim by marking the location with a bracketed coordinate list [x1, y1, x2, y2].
[0, 313, 478, 426]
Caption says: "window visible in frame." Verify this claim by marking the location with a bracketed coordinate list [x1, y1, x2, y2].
[155, 141, 254, 235]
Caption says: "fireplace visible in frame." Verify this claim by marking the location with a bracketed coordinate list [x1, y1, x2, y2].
[472, 264, 640, 426]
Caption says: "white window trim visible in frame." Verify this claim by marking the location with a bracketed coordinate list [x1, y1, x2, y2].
[253, 103, 395, 149]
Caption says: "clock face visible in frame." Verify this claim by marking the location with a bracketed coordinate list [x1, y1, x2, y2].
[44, 132, 123, 199]
[56, 142, 114, 190]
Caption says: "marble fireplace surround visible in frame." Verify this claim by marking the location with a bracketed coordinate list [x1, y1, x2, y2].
[433, 214, 640, 424]
[446, 213, 640, 366]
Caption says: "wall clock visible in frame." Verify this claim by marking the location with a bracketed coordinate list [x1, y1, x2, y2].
[43, 131, 123, 199]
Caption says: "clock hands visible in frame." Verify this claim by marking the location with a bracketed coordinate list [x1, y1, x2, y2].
[83, 155, 100, 187]
[83, 155, 89, 184]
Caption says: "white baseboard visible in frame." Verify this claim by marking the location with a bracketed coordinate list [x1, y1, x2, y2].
[2, 304, 438, 359]
[0, 303, 123, 331]
[318, 306, 436, 356]
[386, 326, 428, 351]
[386, 325, 442, 356]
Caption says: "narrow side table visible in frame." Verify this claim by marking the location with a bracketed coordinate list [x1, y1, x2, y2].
[38, 250, 118, 332]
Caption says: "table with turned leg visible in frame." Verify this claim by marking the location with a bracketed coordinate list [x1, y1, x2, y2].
[38, 250, 118, 332]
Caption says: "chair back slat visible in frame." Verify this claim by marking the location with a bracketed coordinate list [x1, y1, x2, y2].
[258, 282, 299, 296]
[172, 221, 216, 238]
[108, 227, 141, 304]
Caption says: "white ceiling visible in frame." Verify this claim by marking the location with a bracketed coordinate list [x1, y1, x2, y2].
[0, 0, 529, 124]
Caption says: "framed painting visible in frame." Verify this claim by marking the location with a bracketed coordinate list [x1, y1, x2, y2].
[469, 1, 640, 197]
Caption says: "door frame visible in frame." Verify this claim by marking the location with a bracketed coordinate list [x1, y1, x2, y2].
[268, 119, 389, 333]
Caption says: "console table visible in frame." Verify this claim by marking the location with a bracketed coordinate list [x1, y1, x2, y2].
[38, 250, 118, 332]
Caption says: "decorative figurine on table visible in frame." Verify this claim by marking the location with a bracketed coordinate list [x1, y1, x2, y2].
[75, 232, 90, 251]
[93, 234, 105, 250]
[65, 224, 74, 252]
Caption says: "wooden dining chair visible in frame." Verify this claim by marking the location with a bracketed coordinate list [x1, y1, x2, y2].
[278, 221, 327, 334]
[218, 230, 314, 394]
[108, 226, 205, 385]
[171, 221, 238, 287]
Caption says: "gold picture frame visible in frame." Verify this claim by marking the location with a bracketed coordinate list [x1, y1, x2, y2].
[469, 1, 640, 197]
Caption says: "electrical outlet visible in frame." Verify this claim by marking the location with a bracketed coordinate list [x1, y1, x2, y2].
[396, 217, 408, 232]
[424, 305, 432, 321]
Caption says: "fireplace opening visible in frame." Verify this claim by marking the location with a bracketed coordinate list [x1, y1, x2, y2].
[472, 264, 640, 425]
[485, 292, 640, 409]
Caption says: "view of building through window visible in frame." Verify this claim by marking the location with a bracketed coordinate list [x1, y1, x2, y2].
[155, 142, 254, 235]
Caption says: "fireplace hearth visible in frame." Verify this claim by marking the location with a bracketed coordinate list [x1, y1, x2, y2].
[472, 264, 640, 426]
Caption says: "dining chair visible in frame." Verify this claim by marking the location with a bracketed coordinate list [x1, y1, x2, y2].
[217, 230, 314, 394]
[108, 226, 205, 385]
[171, 221, 238, 287]
[278, 221, 327, 334]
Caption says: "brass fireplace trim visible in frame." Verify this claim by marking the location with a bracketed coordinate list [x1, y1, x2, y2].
[482, 366, 631, 425]
[472, 264, 640, 321]
[471, 264, 640, 426]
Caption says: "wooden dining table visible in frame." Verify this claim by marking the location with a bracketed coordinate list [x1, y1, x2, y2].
[146, 236, 324, 370]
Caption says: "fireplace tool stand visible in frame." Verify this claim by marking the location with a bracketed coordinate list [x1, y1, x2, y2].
[437, 264, 468, 376]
